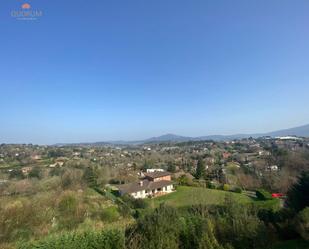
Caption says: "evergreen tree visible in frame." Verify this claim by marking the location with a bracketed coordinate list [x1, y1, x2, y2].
[167, 161, 176, 173]
[287, 171, 309, 212]
[142, 161, 151, 171]
[195, 158, 206, 179]
[83, 166, 98, 188]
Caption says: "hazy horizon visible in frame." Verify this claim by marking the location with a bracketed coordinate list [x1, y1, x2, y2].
[1, 122, 308, 145]
[1, 1, 309, 144]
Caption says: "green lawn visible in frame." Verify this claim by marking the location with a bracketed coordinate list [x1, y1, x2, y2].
[147, 186, 253, 208]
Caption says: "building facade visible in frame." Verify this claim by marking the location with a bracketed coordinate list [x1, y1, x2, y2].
[117, 171, 174, 199]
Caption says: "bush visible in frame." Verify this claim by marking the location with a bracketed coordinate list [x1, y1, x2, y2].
[126, 205, 181, 249]
[18, 229, 125, 249]
[217, 198, 273, 249]
[232, 187, 242, 193]
[49, 167, 64, 177]
[0, 200, 35, 243]
[256, 189, 272, 200]
[223, 184, 230, 191]
[28, 167, 41, 179]
[177, 175, 192, 186]
[60, 169, 84, 189]
[132, 198, 148, 209]
[57, 192, 85, 229]
[109, 179, 124, 184]
[126, 204, 235, 249]
[295, 207, 309, 241]
[9, 169, 24, 180]
[101, 206, 120, 222]
[206, 181, 216, 189]
[121, 195, 148, 209]
[7, 179, 37, 195]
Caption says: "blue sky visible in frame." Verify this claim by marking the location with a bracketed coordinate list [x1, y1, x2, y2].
[1, 0, 309, 144]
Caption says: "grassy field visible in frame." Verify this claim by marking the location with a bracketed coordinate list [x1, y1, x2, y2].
[147, 186, 253, 208]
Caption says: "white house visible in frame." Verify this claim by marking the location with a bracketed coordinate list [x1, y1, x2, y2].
[117, 171, 174, 199]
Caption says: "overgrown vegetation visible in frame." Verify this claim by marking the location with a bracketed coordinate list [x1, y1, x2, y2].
[18, 229, 124, 249]
[0, 142, 308, 248]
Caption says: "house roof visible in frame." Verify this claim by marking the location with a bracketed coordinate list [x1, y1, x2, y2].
[144, 171, 172, 179]
[117, 179, 173, 194]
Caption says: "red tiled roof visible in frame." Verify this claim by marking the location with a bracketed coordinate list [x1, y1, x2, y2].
[144, 171, 171, 179]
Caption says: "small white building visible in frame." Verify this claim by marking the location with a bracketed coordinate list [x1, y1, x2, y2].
[146, 168, 164, 173]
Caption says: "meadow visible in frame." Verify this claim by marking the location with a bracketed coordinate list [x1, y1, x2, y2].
[147, 186, 253, 208]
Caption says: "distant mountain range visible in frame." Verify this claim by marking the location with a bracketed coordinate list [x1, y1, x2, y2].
[117, 124, 309, 144]
[56, 124, 309, 146]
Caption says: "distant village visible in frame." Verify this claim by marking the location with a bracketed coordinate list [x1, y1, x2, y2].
[0, 135, 309, 249]
[1, 135, 308, 197]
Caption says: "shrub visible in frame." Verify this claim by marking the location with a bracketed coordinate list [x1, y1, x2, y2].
[206, 181, 216, 189]
[121, 195, 148, 209]
[18, 229, 125, 249]
[256, 189, 272, 200]
[28, 167, 41, 179]
[9, 169, 24, 180]
[0, 197, 52, 244]
[101, 206, 120, 222]
[223, 184, 230, 191]
[57, 192, 85, 229]
[7, 179, 37, 195]
[126, 204, 231, 249]
[295, 207, 309, 241]
[126, 205, 181, 249]
[232, 186, 242, 193]
[177, 175, 192, 186]
[109, 179, 123, 184]
[132, 198, 148, 209]
[60, 169, 84, 189]
[216, 198, 272, 249]
[49, 167, 64, 177]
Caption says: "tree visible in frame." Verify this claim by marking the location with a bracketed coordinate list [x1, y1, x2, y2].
[47, 149, 65, 158]
[132, 163, 137, 171]
[195, 158, 206, 179]
[83, 166, 98, 188]
[142, 161, 151, 171]
[186, 161, 193, 173]
[167, 161, 176, 173]
[295, 207, 309, 241]
[287, 171, 309, 212]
